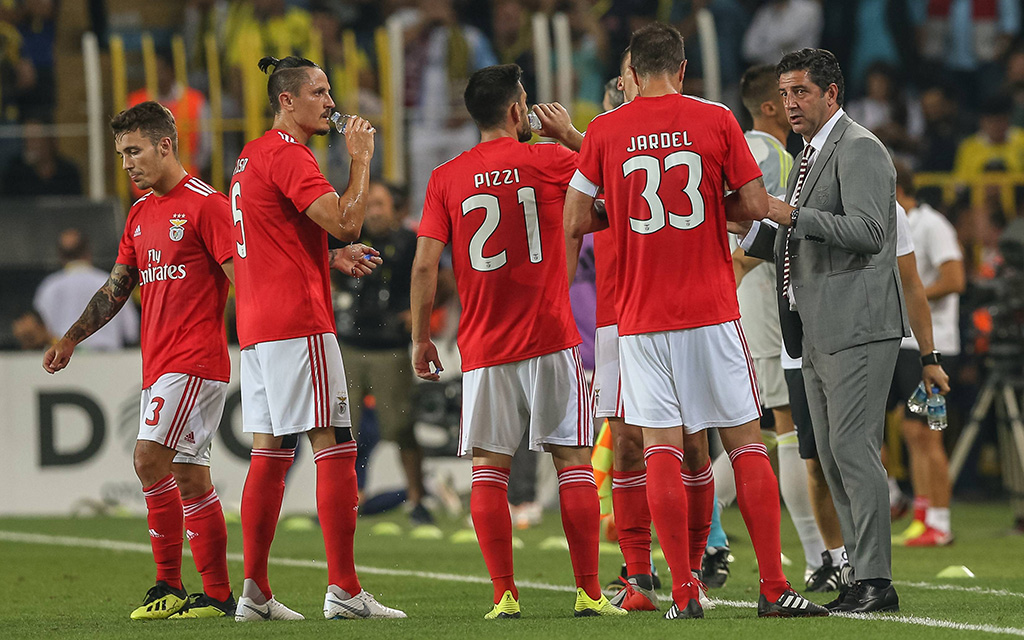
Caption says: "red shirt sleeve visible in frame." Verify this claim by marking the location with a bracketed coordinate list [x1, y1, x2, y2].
[271, 143, 337, 213]
[417, 171, 451, 244]
[721, 108, 762, 189]
[116, 210, 138, 268]
[575, 120, 604, 188]
[546, 144, 579, 188]
[197, 191, 235, 264]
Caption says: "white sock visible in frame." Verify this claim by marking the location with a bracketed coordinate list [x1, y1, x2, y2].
[777, 432, 826, 570]
[925, 507, 951, 533]
[829, 546, 848, 567]
[711, 449, 736, 509]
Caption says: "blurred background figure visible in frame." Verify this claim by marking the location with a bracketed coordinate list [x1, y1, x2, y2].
[335, 181, 436, 525]
[1, 119, 80, 196]
[11, 309, 51, 350]
[33, 229, 139, 351]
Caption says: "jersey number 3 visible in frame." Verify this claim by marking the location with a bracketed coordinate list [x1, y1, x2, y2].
[623, 151, 705, 234]
[231, 182, 248, 258]
[461, 187, 540, 272]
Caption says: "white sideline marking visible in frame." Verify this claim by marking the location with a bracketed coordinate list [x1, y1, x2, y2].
[3, 530, 1024, 636]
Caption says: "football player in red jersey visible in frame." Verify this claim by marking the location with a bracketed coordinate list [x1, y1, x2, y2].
[410, 64, 625, 620]
[43, 101, 236, 620]
[229, 55, 404, 622]
[563, 24, 828, 620]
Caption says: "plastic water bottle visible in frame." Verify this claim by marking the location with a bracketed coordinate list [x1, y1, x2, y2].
[528, 111, 542, 131]
[926, 388, 947, 431]
[907, 382, 928, 415]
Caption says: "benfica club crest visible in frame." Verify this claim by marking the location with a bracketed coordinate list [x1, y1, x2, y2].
[169, 213, 187, 241]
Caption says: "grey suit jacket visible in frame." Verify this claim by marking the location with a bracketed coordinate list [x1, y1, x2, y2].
[746, 113, 910, 356]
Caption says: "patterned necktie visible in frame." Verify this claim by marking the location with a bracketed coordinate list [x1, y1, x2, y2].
[782, 145, 813, 303]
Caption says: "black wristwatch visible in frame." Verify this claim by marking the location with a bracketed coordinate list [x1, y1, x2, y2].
[790, 207, 799, 227]
[921, 351, 942, 366]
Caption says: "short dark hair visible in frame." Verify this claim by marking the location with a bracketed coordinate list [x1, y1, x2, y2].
[110, 100, 178, 155]
[894, 160, 916, 197]
[604, 77, 625, 109]
[464, 64, 523, 131]
[776, 48, 845, 106]
[740, 64, 779, 118]
[629, 23, 685, 79]
[258, 55, 321, 114]
[980, 93, 1013, 117]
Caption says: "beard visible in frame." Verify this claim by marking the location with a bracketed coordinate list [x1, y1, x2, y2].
[517, 122, 532, 142]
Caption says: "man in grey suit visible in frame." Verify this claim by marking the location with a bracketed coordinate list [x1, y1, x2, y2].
[739, 48, 909, 613]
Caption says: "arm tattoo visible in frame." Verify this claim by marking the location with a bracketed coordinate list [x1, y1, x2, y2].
[63, 263, 139, 344]
[328, 248, 344, 270]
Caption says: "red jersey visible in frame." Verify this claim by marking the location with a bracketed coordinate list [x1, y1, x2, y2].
[116, 175, 233, 388]
[574, 93, 761, 335]
[593, 227, 617, 328]
[418, 137, 582, 371]
[230, 130, 338, 348]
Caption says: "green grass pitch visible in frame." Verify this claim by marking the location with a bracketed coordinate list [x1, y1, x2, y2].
[1, 502, 1022, 639]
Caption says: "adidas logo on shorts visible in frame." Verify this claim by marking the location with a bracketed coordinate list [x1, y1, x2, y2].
[183, 432, 195, 444]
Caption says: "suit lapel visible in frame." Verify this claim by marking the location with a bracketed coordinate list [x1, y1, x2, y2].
[798, 114, 852, 207]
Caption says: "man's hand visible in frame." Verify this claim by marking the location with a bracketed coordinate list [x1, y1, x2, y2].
[329, 244, 382, 278]
[533, 102, 578, 145]
[727, 219, 753, 236]
[344, 116, 375, 164]
[923, 364, 950, 396]
[766, 196, 792, 226]
[42, 338, 76, 374]
[413, 340, 443, 381]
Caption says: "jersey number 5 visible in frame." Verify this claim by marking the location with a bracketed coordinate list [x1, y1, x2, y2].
[230, 182, 248, 258]
[623, 151, 705, 234]
[461, 187, 541, 272]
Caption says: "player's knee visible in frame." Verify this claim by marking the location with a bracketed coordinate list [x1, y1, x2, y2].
[133, 448, 170, 487]
[612, 430, 644, 469]
[173, 468, 212, 500]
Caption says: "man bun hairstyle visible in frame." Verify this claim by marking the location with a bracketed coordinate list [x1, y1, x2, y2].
[628, 23, 685, 79]
[776, 48, 845, 106]
[110, 100, 178, 156]
[464, 64, 523, 131]
[258, 55, 320, 114]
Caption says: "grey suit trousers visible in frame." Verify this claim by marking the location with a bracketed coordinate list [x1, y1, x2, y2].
[803, 336, 900, 581]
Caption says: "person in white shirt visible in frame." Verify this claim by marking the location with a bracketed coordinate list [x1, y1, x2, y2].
[34, 229, 140, 350]
[888, 162, 966, 547]
[742, 0, 823, 66]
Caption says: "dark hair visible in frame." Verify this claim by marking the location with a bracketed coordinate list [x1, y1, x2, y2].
[629, 23, 685, 79]
[894, 160, 916, 198]
[776, 48, 845, 106]
[110, 100, 178, 155]
[740, 64, 779, 118]
[604, 77, 625, 109]
[57, 228, 90, 263]
[258, 55, 321, 114]
[618, 46, 631, 74]
[980, 93, 1013, 117]
[464, 64, 524, 130]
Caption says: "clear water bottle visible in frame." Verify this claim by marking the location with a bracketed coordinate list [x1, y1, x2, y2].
[528, 111, 542, 131]
[907, 382, 928, 415]
[926, 387, 947, 431]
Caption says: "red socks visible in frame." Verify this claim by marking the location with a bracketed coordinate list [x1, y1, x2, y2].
[644, 445, 695, 605]
[183, 486, 231, 601]
[471, 466, 516, 603]
[730, 443, 787, 600]
[557, 465, 601, 599]
[612, 469, 652, 578]
[682, 460, 714, 572]
[314, 442, 362, 596]
[913, 496, 929, 523]
[241, 448, 294, 598]
[143, 474, 184, 590]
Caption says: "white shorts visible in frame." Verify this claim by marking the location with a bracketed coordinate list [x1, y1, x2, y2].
[460, 346, 592, 456]
[138, 373, 228, 466]
[753, 355, 789, 409]
[619, 320, 762, 432]
[241, 333, 352, 437]
[592, 324, 624, 419]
